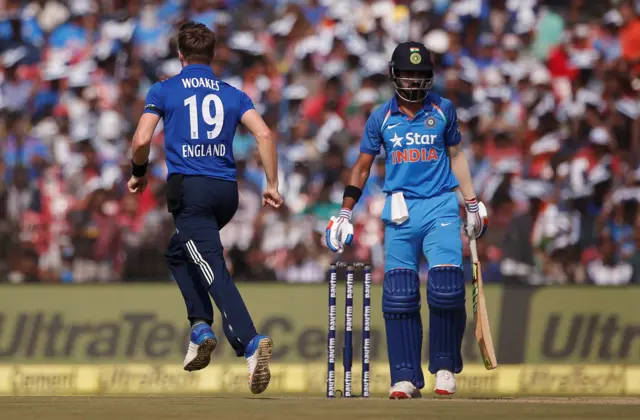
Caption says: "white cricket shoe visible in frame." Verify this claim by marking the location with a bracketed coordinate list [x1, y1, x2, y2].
[245, 335, 274, 394]
[434, 369, 456, 395]
[389, 381, 422, 399]
[183, 323, 217, 372]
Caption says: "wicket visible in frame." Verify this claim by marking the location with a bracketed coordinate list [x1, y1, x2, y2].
[327, 262, 371, 398]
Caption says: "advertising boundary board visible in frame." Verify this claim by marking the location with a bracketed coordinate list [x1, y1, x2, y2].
[1, 364, 639, 396]
[2, 285, 640, 365]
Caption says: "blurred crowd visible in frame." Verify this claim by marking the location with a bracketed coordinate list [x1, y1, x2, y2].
[1, 0, 639, 285]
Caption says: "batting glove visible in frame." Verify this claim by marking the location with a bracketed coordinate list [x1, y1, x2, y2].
[464, 198, 488, 239]
[325, 209, 354, 253]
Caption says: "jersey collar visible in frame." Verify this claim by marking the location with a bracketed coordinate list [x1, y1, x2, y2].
[181, 64, 216, 75]
[390, 94, 434, 114]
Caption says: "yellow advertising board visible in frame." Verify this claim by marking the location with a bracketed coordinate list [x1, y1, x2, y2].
[0, 364, 638, 396]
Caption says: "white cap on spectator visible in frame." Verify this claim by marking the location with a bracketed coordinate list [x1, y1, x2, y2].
[423, 29, 450, 54]
[216, 12, 232, 26]
[612, 187, 640, 204]
[495, 157, 521, 174]
[229, 32, 264, 54]
[343, 34, 369, 56]
[574, 24, 589, 39]
[530, 134, 561, 156]
[82, 86, 98, 101]
[589, 163, 612, 185]
[222, 76, 243, 91]
[502, 33, 522, 50]
[255, 75, 271, 92]
[94, 38, 116, 61]
[322, 60, 346, 78]
[530, 66, 551, 86]
[71, 121, 91, 142]
[101, 165, 123, 189]
[101, 20, 136, 43]
[42, 59, 69, 81]
[514, 178, 552, 199]
[328, 2, 350, 20]
[68, 70, 91, 88]
[2, 46, 26, 67]
[98, 110, 122, 141]
[484, 66, 504, 86]
[354, 88, 378, 105]
[616, 98, 639, 119]
[283, 84, 309, 101]
[589, 127, 610, 145]
[571, 49, 599, 69]
[70, 0, 97, 16]
[38, 1, 70, 32]
[411, 0, 431, 13]
[360, 53, 388, 76]
[603, 10, 623, 26]
[501, 61, 527, 83]
[159, 59, 182, 79]
[443, 14, 462, 32]
[294, 36, 323, 59]
[269, 14, 297, 36]
[68, 61, 96, 88]
[460, 63, 479, 84]
[514, 14, 535, 34]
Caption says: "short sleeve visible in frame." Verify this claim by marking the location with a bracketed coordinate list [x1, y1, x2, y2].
[143, 82, 164, 117]
[360, 111, 384, 156]
[239, 91, 255, 117]
[444, 102, 462, 147]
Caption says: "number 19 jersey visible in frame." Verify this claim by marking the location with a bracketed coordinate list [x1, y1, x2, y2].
[143, 63, 255, 181]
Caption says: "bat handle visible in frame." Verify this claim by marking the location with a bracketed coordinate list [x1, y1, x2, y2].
[469, 237, 479, 264]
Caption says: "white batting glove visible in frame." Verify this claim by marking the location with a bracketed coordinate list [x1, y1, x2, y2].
[325, 209, 354, 253]
[464, 198, 488, 239]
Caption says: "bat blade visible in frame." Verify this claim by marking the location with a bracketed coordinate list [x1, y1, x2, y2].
[471, 260, 498, 370]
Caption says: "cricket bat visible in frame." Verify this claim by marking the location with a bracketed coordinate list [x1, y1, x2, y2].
[469, 237, 498, 370]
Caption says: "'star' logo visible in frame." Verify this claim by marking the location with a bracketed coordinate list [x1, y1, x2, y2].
[390, 133, 403, 148]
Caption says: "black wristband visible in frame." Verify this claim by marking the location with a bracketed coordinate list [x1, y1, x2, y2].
[131, 160, 149, 177]
[343, 185, 363, 203]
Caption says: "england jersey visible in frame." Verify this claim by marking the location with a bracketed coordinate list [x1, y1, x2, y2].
[143, 63, 255, 181]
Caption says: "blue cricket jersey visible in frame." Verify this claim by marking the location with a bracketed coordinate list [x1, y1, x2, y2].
[360, 93, 461, 199]
[143, 64, 255, 181]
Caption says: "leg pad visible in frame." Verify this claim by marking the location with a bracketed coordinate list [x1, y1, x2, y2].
[427, 266, 466, 374]
[383, 269, 424, 388]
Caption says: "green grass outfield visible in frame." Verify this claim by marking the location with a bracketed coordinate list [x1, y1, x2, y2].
[1, 396, 640, 420]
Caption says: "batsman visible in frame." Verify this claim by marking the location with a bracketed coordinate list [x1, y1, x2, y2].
[326, 42, 488, 399]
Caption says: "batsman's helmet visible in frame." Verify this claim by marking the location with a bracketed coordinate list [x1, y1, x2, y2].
[388, 41, 434, 103]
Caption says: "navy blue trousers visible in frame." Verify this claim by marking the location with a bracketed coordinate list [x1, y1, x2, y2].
[165, 175, 257, 357]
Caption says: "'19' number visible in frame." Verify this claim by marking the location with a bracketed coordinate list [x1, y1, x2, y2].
[184, 94, 224, 140]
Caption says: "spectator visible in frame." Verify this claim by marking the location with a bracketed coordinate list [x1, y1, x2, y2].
[0, 0, 638, 285]
[586, 230, 635, 285]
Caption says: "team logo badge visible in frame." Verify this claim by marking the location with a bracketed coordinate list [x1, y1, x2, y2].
[410, 52, 422, 65]
[426, 117, 436, 127]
